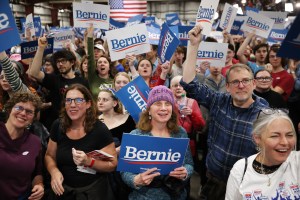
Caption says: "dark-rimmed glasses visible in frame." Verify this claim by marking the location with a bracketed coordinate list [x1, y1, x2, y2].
[65, 98, 86, 105]
[255, 76, 272, 82]
[228, 79, 253, 87]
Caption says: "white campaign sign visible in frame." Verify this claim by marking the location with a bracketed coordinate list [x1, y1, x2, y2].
[219, 3, 238, 31]
[25, 13, 35, 37]
[72, 2, 110, 30]
[106, 24, 150, 61]
[196, 0, 220, 36]
[241, 12, 275, 38]
[209, 31, 223, 43]
[196, 41, 228, 67]
[53, 30, 75, 50]
[260, 11, 287, 30]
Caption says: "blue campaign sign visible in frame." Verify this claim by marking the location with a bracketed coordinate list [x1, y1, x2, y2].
[20, 17, 42, 36]
[147, 25, 160, 45]
[148, 22, 161, 29]
[109, 18, 125, 30]
[20, 37, 54, 59]
[127, 14, 144, 27]
[0, 0, 21, 52]
[165, 13, 181, 26]
[178, 26, 193, 46]
[117, 134, 189, 175]
[278, 13, 300, 59]
[158, 23, 180, 63]
[268, 29, 288, 44]
[230, 20, 244, 35]
[145, 16, 155, 25]
[169, 26, 178, 37]
[115, 76, 150, 122]
[245, 6, 259, 15]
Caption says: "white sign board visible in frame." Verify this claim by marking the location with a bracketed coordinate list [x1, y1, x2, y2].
[196, 41, 228, 67]
[53, 30, 75, 50]
[260, 11, 287, 30]
[219, 3, 238, 31]
[73, 2, 110, 30]
[196, 0, 220, 36]
[241, 12, 275, 38]
[106, 24, 150, 61]
[25, 13, 35, 37]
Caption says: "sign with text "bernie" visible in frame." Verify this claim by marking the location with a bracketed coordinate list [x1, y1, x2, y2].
[241, 11, 275, 38]
[72, 2, 110, 30]
[219, 3, 238, 32]
[0, 0, 21, 52]
[21, 38, 54, 59]
[260, 11, 287, 30]
[117, 134, 189, 175]
[106, 23, 150, 61]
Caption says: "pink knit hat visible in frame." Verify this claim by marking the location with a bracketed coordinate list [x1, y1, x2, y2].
[147, 85, 175, 108]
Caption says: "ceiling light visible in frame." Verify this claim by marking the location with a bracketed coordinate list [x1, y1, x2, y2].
[296, 2, 300, 7]
[275, 0, 282, 3]
[285, 3, 294, 12]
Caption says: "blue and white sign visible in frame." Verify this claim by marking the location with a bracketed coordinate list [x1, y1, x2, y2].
[267, 29, 288, 44]
[127, 14, 144, 27]
[53, 30, 75, 51]
[115, 76, 150, 122]
[145, 16, 155, 25]
[219, 3, 238, 31]
[260, 11, 287, 30]
[20, 16, 42, 36]
[245, 6, 259, 15]
[73, 2, 109, 30]
[278, 14, 300, 60]
[241, 11, 275, 38]
[25, 13, 35, 37]
[117, 134, 189, 175]
[165, 13, 181, 26]
[178, 26, 193, 46]
[230, 20, 244, 35]
[106, 23, 150, 61]
[109, 18, 125, 30]
[20, 38, 54, 59]
[0, 0, 21, 52]
[197, 41, 228, 67]
[147, 25, 160, 45]
[196, 0, 220, 35]
[158, 23, 180, 63]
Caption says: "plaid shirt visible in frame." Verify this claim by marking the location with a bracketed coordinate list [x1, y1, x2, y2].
[181, 78, 269, 181]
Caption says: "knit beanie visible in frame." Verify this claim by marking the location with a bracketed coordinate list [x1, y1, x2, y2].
[147, 85, 175, 108]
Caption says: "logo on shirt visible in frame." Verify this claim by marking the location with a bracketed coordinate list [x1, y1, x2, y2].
[22, 151, 29, 155]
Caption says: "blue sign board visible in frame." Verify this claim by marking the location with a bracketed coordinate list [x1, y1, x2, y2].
[145, 16, 155, 25]
[147, 25, 160, 45]
[117, 134, 189, 175]
[109, 18, 125, 30]
[178, 26, 193, 46]
[127, 14, 144, 26]
[20, 16, 42, 36]
[230, 20, 244, 35]
[165, 13, 181, 26]
[20, 38, 54, 59]
[267, 29, 288, 44]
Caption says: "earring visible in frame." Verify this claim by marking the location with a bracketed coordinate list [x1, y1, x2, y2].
[149, 115, 152, 120]
[256, 145, 261, 152]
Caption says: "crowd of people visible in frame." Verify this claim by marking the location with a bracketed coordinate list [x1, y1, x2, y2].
[0, 16, 300, 200]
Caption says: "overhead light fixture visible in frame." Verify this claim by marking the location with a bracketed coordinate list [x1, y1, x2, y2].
[285, 3, 294, 12]
[275, 0, 282, 3]
[58, 9, 65, 13]
[241, 0, 246, 4]
[296, 2, 300, 7]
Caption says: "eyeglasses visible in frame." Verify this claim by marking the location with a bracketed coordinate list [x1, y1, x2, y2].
[228, 78, 253, 87]
[255, 76, 272, 82]
[13, 105, 35, 116]
[257, 108, 289, 119]
[65, 98, 86, 105]
[56, 58, 68, 64]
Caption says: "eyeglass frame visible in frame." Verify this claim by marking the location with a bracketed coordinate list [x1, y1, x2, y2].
[227, 78, 253, 87]
[257, 108, 289, 119]
[65, 97, 86, 105]
[13, 105, 35, 116]
[255, 76, 273, 82]
[56, 58, 68, 64]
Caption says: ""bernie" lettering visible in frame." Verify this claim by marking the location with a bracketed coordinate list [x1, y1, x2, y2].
[197, 6, 215, 20]
[246, 17, 269, 31]
[55, 35, 73, 41]
[24, 43, 52, 54]
[222, 7, 232, 28]
[76, 10, 107, 20]
[127, 86, 147, 111]
[197, 50, 224, 59]
[111, 33, 146, 50]
[160, 31, 174, 62]
[270, 32, 285, 39]
[0, 13, 9, 30]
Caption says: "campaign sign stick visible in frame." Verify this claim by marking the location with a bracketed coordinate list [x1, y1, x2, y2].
[21, 38, 54, 59]
[0, 0, 21, 52]
[267, 29, 288, 44]
[73, 2, 109, 30]
[219, 3, 238, 31]
[165, 13, 181, 26]
[106, 23, 150, 61]
[196, 0, 220, 36]
[277, 13, 300, 60]
[178, 26, 193, 46]
[196, 41, 228, 68]
[147, 25, 160, 45]
[53, 30, 75, 51]
[117, 134, 189, 175]
[109, 18, 125, 30]
[126, 14, 144, 27]
[158, 23, 180, 63]
[115, 76, 150, 122]
[260, 11, 287, 30]
[241, 12, 275, 38]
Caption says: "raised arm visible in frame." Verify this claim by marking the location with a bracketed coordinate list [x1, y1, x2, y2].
[236, 31, 255, 64]
[126, 55, 139, 78]
[28, 36, 47, 82]
[182, 25, 202, 84]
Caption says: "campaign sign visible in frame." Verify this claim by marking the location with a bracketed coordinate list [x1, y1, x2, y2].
[260, 11, 287, 30]
[73, 2, 109, 30]
[147, 25, 160, 45]
[0, 0, 21, 52]
[165, 13, 181, 26]
[106, 23, 150, 61]
[117, 134, 189, 175]
[277, 14, 300, 60]
[196, 0, 220, 35]
[245, 6, 259, 15]
[196, 41, 228, 67]
[241, 12, 275, 38]
[21, 37, 54, 59]
[33, 17, 42, 36]
[53, 30, 75, 50]
[25, 13, 35, 37]
[230, 20, 244, 35]
[268, 29, 288, 44]
[158, 23, 180, 63]
[110, 18, 125, 30]
[209, 31, 223, 43]
[219, 3, 238, 31]
[145, 16, 155, 25]
[169, 26, 178, 37]
[178, 26, 193, 46]
[126, 14, 144, 27]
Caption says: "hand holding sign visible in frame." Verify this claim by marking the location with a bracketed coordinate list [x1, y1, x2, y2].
[38, 35, 48, 49]
[188, 25, 203, 46]
[169, 166, 188, 180]
[134, 168, 161, 187]
[125, 54, 136, 67]
[161, 61, 171, 76]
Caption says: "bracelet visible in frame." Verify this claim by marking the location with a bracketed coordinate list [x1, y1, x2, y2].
[87, 158, 95, 168]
